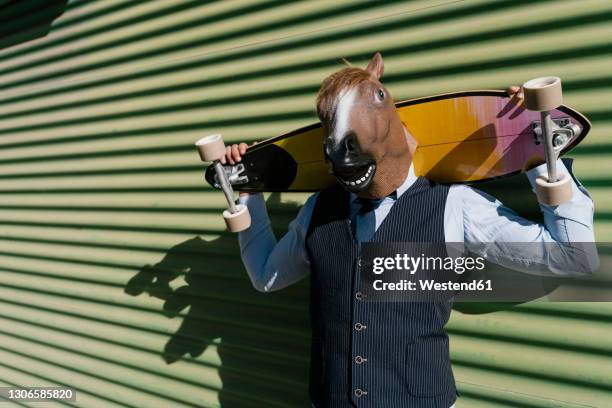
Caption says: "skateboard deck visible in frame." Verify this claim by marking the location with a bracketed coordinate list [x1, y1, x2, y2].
[205, 90, 589, 192]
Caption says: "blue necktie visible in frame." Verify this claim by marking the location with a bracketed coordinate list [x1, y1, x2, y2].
[352, 192, 398, 238]
[356, 197, 384, 215]
[355, 191, 397, 215]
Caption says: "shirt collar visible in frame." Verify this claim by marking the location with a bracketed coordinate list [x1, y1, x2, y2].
[396, 163, 417, 199]
[350, 163, 416, 203]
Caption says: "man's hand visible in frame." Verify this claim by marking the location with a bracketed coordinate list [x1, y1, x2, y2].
[507, 85, 524, 99]
[220, 142, 248, 165]
[219, 141, 256, 197]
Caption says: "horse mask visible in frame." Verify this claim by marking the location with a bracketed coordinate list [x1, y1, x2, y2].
[317, 53, 415, 199]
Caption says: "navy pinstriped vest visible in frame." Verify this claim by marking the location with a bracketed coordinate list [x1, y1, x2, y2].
[305, 177, 456, 408]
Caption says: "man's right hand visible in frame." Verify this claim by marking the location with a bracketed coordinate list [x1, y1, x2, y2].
[219, 142, 255, 197]
[219, 142, 248, 165]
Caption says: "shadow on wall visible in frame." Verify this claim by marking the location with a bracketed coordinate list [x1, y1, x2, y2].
[0, 0, 67, 50]
[125, 194, 310, 407]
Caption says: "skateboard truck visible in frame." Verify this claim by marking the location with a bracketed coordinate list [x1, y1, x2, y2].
[523, 76, 573, 206]
[531, 117, 581, 148]
[195, 134, 251, 232]
[210, 163, 249, 188]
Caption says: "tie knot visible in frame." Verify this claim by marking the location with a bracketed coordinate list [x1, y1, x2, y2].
[355, 191, 397, 215]
[356, 197, 383, 215]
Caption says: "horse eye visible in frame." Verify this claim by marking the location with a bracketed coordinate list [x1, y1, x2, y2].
[377, 88, 385, 101]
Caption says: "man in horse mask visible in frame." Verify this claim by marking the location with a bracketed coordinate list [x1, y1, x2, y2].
[224, 53, 596, 407]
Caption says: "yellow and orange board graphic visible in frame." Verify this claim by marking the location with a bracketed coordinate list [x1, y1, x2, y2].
[206, 91, 589, 192]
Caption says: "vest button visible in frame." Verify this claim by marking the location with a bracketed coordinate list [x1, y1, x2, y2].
[354, 322, 366, 331]
[354, 388, 367, 397]
[355, 292, 364, 300]
[355, 355, 366, 364]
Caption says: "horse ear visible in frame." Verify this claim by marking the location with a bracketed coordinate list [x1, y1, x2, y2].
[365, 52, 384, 79]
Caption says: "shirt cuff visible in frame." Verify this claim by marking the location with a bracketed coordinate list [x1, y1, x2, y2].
[525, 158, 594, 212]
[237, 193, 268, 221]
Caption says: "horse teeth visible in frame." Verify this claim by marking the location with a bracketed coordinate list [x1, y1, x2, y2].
[356, 179, 362, 184]
[350, 181, 356, 186]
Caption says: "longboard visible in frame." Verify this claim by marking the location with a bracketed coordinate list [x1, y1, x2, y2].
[205, 90, 590, 192]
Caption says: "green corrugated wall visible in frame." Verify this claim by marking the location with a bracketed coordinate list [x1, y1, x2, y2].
[0, 0, 610, 407]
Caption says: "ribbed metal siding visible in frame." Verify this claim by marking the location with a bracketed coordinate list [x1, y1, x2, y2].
[0, 1, 610, 407]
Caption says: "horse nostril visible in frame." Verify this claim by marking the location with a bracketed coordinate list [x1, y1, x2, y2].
[344, 132, 359, 155]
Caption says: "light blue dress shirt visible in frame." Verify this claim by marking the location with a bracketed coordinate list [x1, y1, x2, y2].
[238, 160, 597, 292]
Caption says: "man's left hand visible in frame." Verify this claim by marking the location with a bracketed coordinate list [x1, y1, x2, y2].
[507, 85, 524, 99]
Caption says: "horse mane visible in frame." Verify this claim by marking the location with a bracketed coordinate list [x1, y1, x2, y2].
[316, 67, 372, 122]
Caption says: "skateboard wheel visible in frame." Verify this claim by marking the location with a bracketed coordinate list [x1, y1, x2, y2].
[195, 134, 226, 162]
[523, 76, 562, 111]
[223, 204, 251, 232]
[535, 172, 572, 206]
